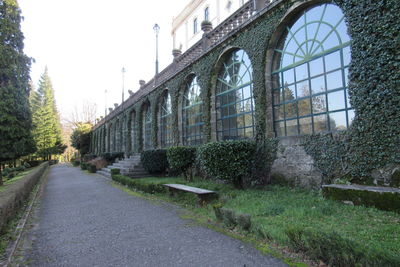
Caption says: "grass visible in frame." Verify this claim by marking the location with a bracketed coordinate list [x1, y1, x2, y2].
[113, 175, 400, 265]
[0, 168, 37, 193]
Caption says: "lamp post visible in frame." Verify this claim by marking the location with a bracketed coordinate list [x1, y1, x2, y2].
[153, 23, 160, 76]
[104, 89, 108, 117]
[122, 67, 126, 103]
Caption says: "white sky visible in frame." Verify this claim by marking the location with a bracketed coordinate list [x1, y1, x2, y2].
[19, 0, 188, 120]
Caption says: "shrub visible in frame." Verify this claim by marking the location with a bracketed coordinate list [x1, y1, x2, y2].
[72, 160, 80, 167]
[112, 175, 169, 194]
[83, 153, 97, 162]
[167, 146, 196, 181]
[3, 168, 12, 177]
[27, 160, 41, 167]
[15, 165, 25, 172]
[23, 162, 31, 169]
[87, 164, 97, 173]
[101, 152, 124, 163]
[88, 157, 108, 170]
[249, 138, 278, 186]
[80, 162, 88, 170]
[285, 227, 400, 266]
[141, 149, 168, 174]
[197, 140, 256, 188]
[7, 172, 15, 179]
[110, 168, 120, 178]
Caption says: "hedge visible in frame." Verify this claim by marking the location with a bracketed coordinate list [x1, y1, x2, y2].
[140, 149, 168, 174]
[0, 162, 49, 233]
[166, 146, 196, 181]
[197, 140, 256, 188]
[112, 175, 173, 194]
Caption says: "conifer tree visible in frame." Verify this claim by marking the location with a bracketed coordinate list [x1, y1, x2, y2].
[31, 69, 65, 160]
[0, 0, 35, 185]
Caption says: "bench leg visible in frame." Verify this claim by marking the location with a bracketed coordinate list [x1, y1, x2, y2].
[198, 194, 217, 207]
[169, 188, 179, 197]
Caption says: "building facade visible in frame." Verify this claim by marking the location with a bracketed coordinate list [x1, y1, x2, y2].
[91, 0, 400, 188]
[172, 0, 247, 52]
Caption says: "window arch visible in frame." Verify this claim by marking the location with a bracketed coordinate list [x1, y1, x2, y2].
[216, 49, 255, 140]
[160, 92, 173, 148]
[272, 3, 353, 136]
[142, 104, 152, 150]
[183, 76, 204, 145]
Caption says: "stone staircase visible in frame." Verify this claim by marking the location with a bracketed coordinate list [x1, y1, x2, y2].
[97, 154, 151, 179]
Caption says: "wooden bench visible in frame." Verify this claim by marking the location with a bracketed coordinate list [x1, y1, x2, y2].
[163, 184, 218, 206]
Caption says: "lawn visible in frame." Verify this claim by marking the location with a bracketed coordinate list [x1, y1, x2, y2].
[113, 175, 400, 265]
[0, 168, 36, 192]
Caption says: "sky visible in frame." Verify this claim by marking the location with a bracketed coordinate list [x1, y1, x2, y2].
[19, 0, 188, 121]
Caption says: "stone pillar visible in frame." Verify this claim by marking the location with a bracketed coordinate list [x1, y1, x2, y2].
[201, 21, 213, 51]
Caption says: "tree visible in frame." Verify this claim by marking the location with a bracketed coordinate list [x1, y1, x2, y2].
[31, 68, 65, 160]
[0, 0, 35, 185]
[70, 122, 92, 156]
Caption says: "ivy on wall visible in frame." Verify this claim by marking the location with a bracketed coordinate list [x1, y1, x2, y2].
[304, 0, 400, 181]
[92, 0, 399, 182]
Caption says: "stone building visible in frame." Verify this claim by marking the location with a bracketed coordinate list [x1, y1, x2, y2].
[91, 0, 400, 188]
[172, 0, 247, 52]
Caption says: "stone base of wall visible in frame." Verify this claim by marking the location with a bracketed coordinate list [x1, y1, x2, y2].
[271, 137, 322, 189]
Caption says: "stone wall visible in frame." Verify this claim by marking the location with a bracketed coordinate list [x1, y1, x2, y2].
[271, 137, 322, 189]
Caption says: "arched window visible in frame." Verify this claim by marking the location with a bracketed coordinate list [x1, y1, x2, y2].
[142, 105, 152, 150]
[183, 76, 204, 145]
[272, 4, 353, 136]
[130, 111, 136, 152]
[216, 49, 255, 140]
[160, 92, 173, 148]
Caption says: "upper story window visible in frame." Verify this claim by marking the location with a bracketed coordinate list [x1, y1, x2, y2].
[272, 4, 353, 137]
[193, 18, 198, 34]
[216, 49, 255, 140]
[160, 92, 173, 148]
[204, 7, 209, 21]
[183, 76, 204, 145]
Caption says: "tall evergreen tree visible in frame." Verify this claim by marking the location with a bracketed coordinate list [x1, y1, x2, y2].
[0, 0, 35, 185]
[31, 68, 65, 160]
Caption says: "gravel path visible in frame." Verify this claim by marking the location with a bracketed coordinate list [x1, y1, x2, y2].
[20, 164, 287, 267]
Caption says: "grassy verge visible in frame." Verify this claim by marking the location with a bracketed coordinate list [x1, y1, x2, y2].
[0, 168, 37, 193]
[113, 175, 400, 266]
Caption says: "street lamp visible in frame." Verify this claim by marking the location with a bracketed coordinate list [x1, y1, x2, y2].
[121, 67, 126, 103]
[153, 23, 160, 76]
[104, 89, 108, 117]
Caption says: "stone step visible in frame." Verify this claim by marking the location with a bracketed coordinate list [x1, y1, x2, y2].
[97, 170, 111, 179]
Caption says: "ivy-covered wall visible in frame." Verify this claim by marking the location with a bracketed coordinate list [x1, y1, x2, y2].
[91, 0, 399, 188]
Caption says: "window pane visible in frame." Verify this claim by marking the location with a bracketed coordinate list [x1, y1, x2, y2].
[309, 57, 323, 77]
[283, 69, 295, 85]
[298, 98, 311, 116]
[326, 70, 343, 90]
[329, 111, 347, 131]
[297, 80, 310, 98]
[295, 63, 308, 82]
[328, 90, 345, 111]
[286, 119, 298, 136]
[313, 114, 328, 133]
[324, 50, 341, 72]
[310, 75, 325, 94]
[299, 117, 312, 135]
[275, 121, 284, 137]
[312, 95, 327, 113]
